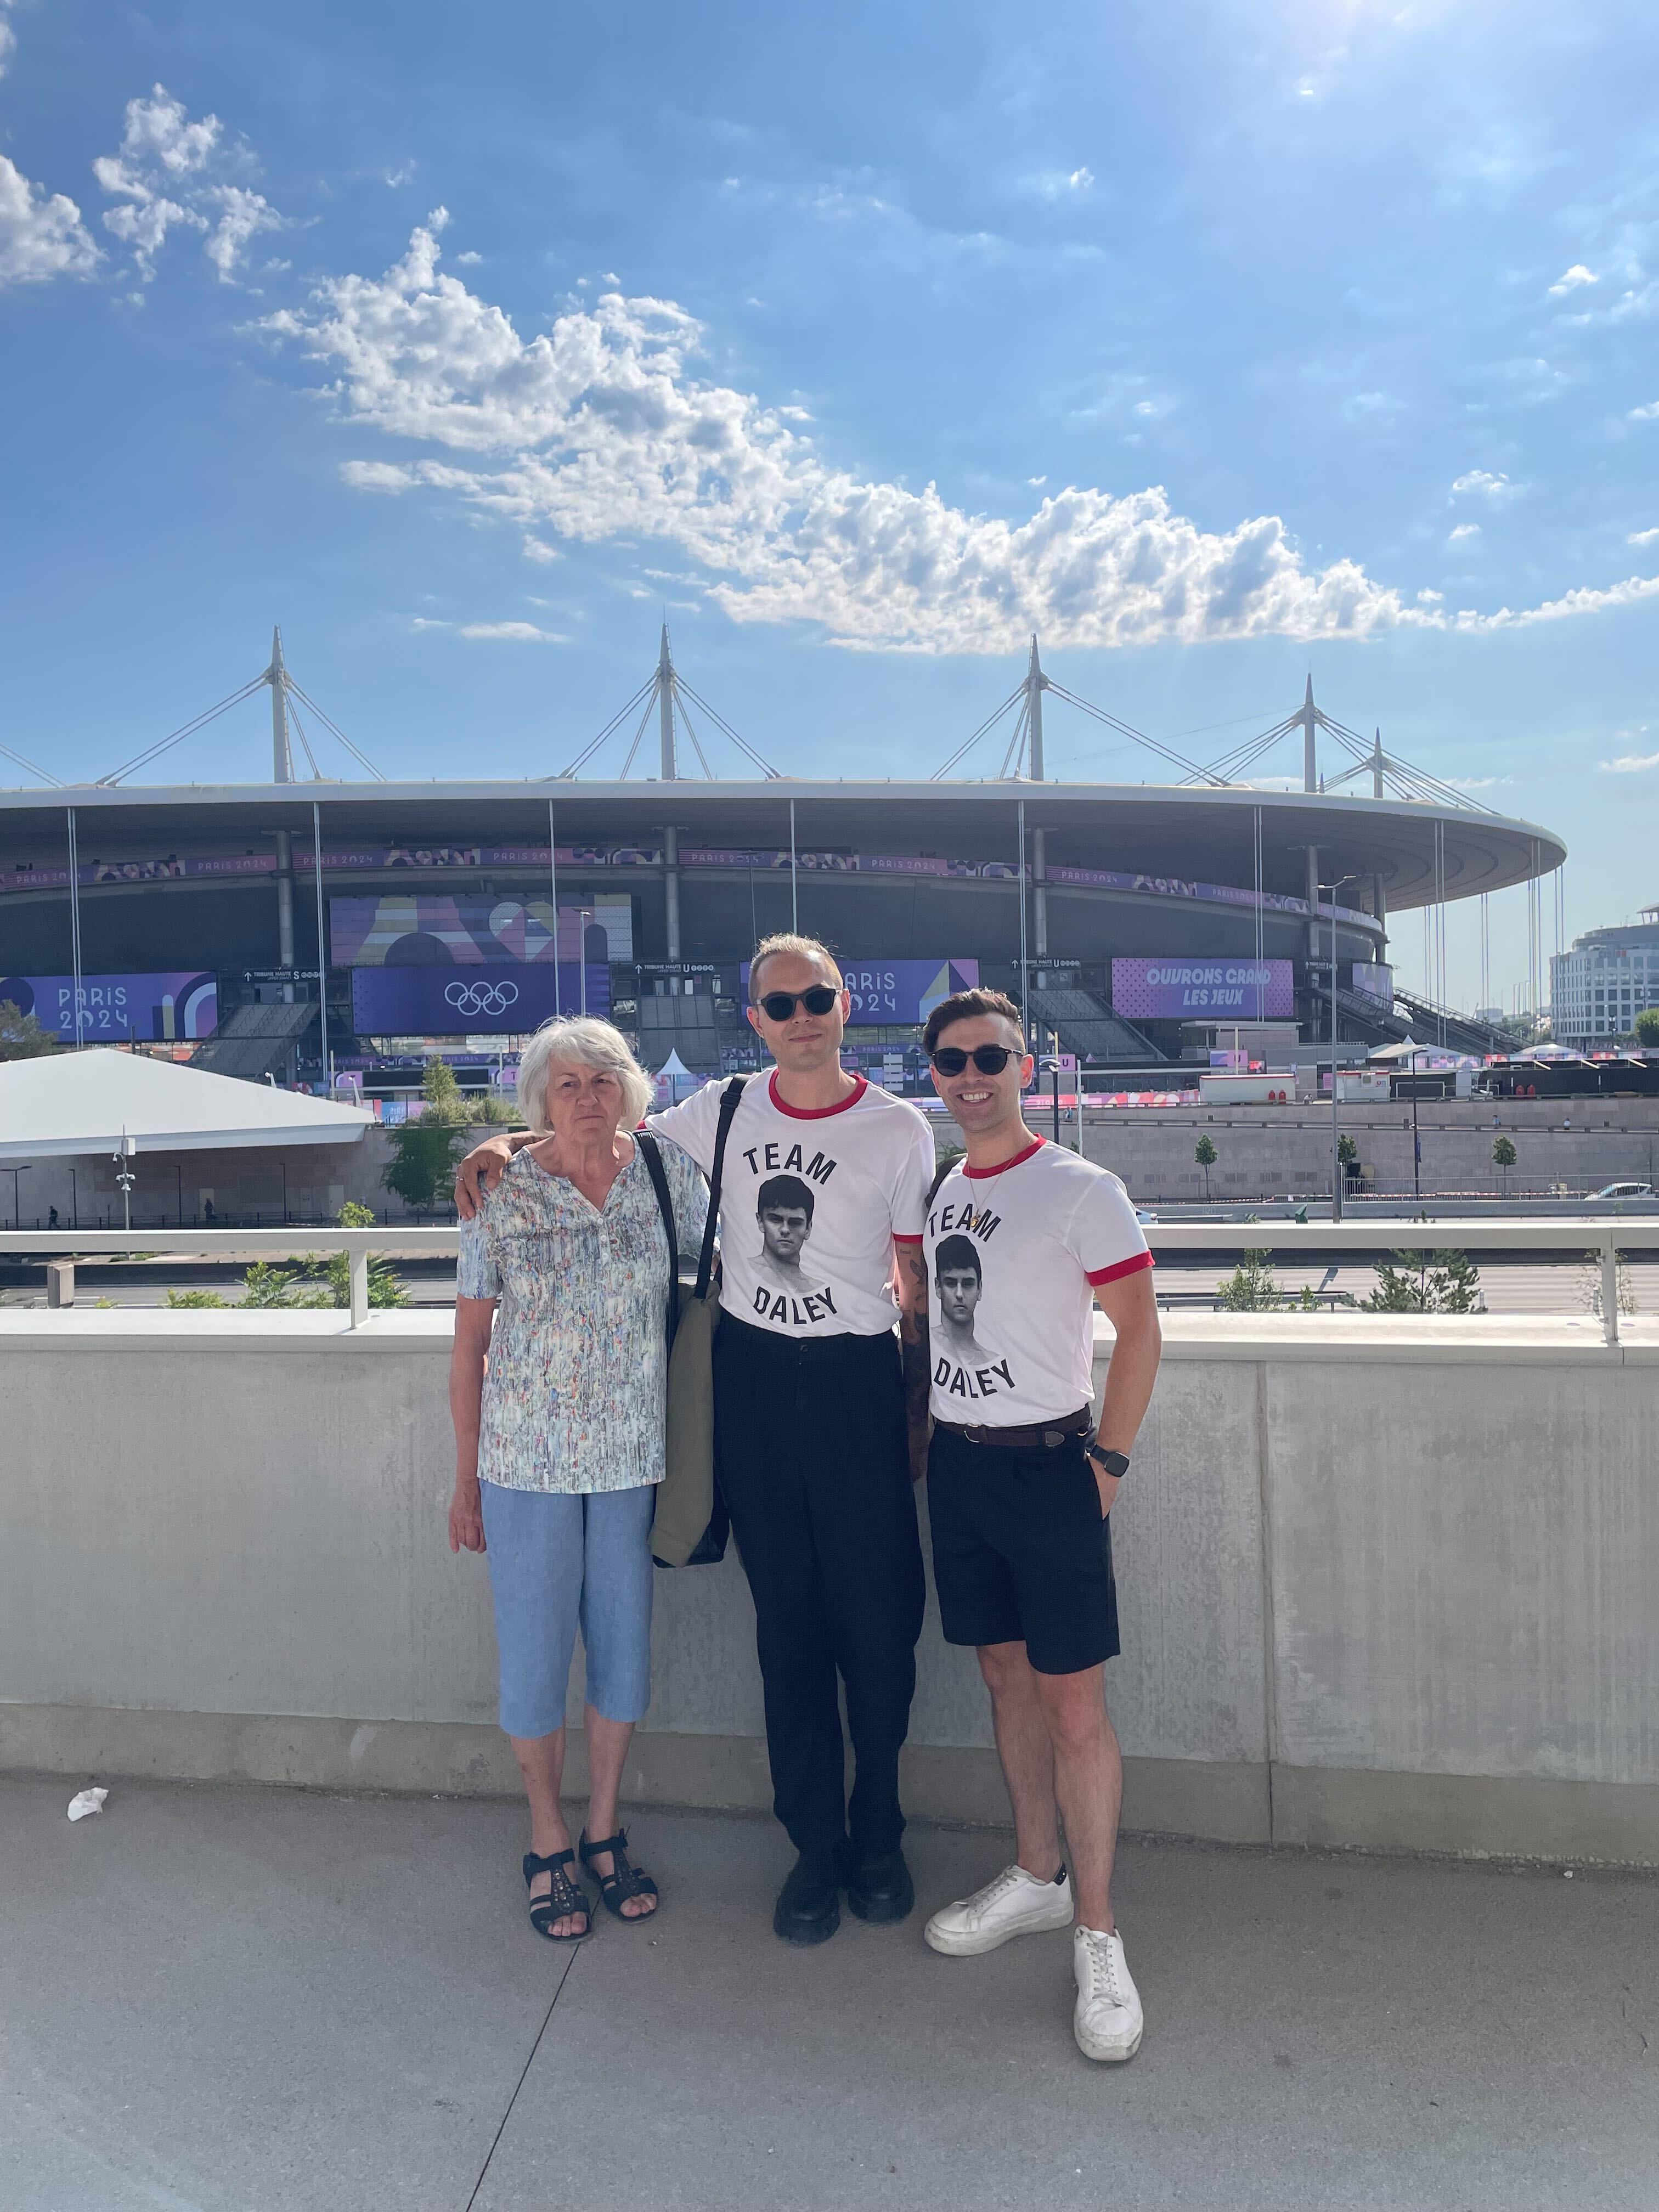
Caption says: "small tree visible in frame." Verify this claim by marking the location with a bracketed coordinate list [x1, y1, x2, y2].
[1194, 1132, 1217, 1198]
[1363, 1249, 1483, 1313]
[382, 1059, 469, 1214]
[1492, 1133, 1517, 1193]
[0, 999, 59, 1060]
[241, 1200, 409, 1309]
[1636, 1009, 1659, 1048]
[1216, 1250, 1283, 1310]
[1581, 1248, 1637, 1319]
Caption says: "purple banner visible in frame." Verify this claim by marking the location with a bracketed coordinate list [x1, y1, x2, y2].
[351, 963, 610, 1035]
[740, 958, 978, 1026]
[0, 971, 218, 1041]
[1111, 958, 1294, 1020]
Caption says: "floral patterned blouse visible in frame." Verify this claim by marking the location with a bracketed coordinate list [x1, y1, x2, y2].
[457, 1137, 708, 1495]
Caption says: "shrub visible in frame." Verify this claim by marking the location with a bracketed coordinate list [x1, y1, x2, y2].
[1363, 1249, 1483, 1313]
[163, 1288, 227, 1308]
[241, 1200, 409, 1310]
[1216, 1251, 1284, 1310]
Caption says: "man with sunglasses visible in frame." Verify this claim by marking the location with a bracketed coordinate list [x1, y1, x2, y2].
[918, 988, 1161, 2066]
[454, 934, 935, 1947]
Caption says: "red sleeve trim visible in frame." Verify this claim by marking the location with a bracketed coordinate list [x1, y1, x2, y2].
[1086, 1250, 1155, 1286]
[892, 1232, 924, 1245]
[768, 1070, 869, 1119]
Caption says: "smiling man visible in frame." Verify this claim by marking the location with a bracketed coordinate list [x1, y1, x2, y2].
[918, 987, 1161, 2066]
[455, 934, 935, 1946]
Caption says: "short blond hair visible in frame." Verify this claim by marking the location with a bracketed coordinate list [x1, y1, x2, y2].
[748, 933, 842, 1002]
[515, 1016, 654, 1133]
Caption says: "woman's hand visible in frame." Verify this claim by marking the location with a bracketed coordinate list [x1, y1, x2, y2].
[449, 1476, 487, 1554]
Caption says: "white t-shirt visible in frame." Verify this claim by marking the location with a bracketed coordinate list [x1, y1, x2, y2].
[923, 1137, 1152, 1426]
[648, 1071, 935, 1339]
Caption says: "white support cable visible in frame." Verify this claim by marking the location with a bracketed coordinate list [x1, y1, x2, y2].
[551, 675, 657, 779]
[95, 674, 268, 786]
[929, 684, 1027, 781]
[997, 697, 1032, 781]
[1042, 682, 1220, 782]
[283, 679, 387, 782]
[617, 681, 662, 780]
[0, 739, 64, 787]
[285, 696, 324, 782]
[670, 688, 718, 780]
[1190, 716, 1301, 784]
[673, 676, 783, 778]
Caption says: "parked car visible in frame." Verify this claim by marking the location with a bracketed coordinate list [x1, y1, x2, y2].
[1593, 1181, 1655, 1199]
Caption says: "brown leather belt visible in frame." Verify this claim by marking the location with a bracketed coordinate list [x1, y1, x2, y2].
[935, 1406, 1092, 1451]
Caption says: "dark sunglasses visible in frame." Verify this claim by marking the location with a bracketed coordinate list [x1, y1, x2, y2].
[930, 1045, 1018, 1076]
[757, 984, 840, 1022]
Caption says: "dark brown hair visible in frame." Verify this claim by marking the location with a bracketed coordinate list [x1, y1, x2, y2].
[922, 988, 1025, 1056]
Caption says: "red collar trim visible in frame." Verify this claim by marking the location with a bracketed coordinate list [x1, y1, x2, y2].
[768, 1069, 868, 1120]
[962, 1136, 1047, 1180]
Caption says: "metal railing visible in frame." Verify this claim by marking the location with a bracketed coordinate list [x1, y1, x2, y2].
[0, 1228, 459, 1330]
[3, 1218, 1658, 1346]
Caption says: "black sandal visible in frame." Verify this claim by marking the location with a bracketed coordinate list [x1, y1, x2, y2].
[522, 1848, 590, 1943]
[579, 1827, 659, 1922]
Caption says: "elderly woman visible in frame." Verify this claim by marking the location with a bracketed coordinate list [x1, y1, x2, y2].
[448, 1015, 706, 1942]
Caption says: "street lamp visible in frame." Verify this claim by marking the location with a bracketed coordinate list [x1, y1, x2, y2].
[112, 1130, 136, 1232]
[2, 1164, 31, 1228]
[1321, 874, 1357, 1222]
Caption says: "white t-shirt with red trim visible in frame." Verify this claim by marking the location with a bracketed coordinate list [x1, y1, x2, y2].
[648, 1070, 935, 1339]
[923, 1137, 1153, 1426]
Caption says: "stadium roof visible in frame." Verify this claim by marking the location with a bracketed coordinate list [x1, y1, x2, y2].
[0, 1049, 375, 1161]
[0, 776, 1566, 910]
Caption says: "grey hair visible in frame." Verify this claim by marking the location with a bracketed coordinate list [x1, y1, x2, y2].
[515, 1016, 654, 1135]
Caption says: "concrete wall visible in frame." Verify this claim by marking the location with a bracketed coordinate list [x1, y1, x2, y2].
[2, 1308, 1656, 1865]
[1076, 1098, 1659, 1204]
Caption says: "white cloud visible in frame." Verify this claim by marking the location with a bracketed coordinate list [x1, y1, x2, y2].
[1629, 400, 1659, 422]
[1548, 263, 1598, 296]
[1629, 527, 1659, 546]
[93, 85, 285, 284]
[458, 620, 563, 642]
[268, 222, 1659, 657]
[340, 459, 420, 493]
[1448, 523, 1481, 541]
[1453, 574, 1659, 632]
[0, 154, 100, 287]
[521, 537, 560, 563]
[1599, 750, 1659, 774]
[0, 5, 100, 289]
[1451, 469, 1522, 502]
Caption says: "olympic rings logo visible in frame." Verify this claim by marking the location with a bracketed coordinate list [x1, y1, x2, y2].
[443, 979, 522, 1017]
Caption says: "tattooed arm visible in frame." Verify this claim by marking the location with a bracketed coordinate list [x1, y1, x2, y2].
[894, 1239, 932, 1486]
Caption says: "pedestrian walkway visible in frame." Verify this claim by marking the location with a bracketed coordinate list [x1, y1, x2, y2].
[3, 1776, 1655, 2210]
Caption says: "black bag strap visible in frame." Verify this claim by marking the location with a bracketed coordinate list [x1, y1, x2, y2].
[634, 1130, 680, 1352]
[695, 1076, 748, 1301]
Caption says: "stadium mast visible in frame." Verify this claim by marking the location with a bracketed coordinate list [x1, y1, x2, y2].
[95, 630, 384, 786]
[552, 625, 781, 780]
[931, 636, 1222, 783]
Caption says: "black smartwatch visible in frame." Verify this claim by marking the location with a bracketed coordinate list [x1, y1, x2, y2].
[1086, 1442, 1130, 1481]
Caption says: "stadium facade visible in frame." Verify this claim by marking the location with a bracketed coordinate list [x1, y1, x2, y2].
[0, 640, 1567, 1092]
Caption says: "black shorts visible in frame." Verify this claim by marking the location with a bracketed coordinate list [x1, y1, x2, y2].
[926, 1422, 1119, 1677]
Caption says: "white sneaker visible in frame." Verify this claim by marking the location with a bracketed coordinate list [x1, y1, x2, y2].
[1072, 1925, 1143, 2062]
[923, 1862, 1074, 1956]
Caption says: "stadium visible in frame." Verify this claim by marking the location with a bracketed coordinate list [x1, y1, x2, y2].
[0, 631, 1566, 1098]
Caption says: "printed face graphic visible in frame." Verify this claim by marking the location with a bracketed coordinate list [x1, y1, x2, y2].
[760, 1203, 811, 1268]
[937, 1263, 981, 1331]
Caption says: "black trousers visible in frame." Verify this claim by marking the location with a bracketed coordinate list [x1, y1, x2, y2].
[713, 1314, 926, 1859]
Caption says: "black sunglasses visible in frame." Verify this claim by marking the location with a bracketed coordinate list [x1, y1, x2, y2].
[757, 984, 840, 1022]
[930, 1045, 1018, 1076]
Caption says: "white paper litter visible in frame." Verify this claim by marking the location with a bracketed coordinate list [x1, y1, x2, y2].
[66, 1787, 108, 1821]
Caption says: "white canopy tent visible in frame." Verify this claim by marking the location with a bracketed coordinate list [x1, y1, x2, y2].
[0, 1050, 375, 1162]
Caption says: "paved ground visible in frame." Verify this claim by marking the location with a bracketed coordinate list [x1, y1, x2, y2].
[3, 1778, 1656, 2211]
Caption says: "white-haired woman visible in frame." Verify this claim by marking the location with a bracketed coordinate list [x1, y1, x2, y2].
[448, 1015, 706, 1942]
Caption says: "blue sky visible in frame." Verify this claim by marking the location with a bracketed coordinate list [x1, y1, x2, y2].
[3, 0, 1657, 1010]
